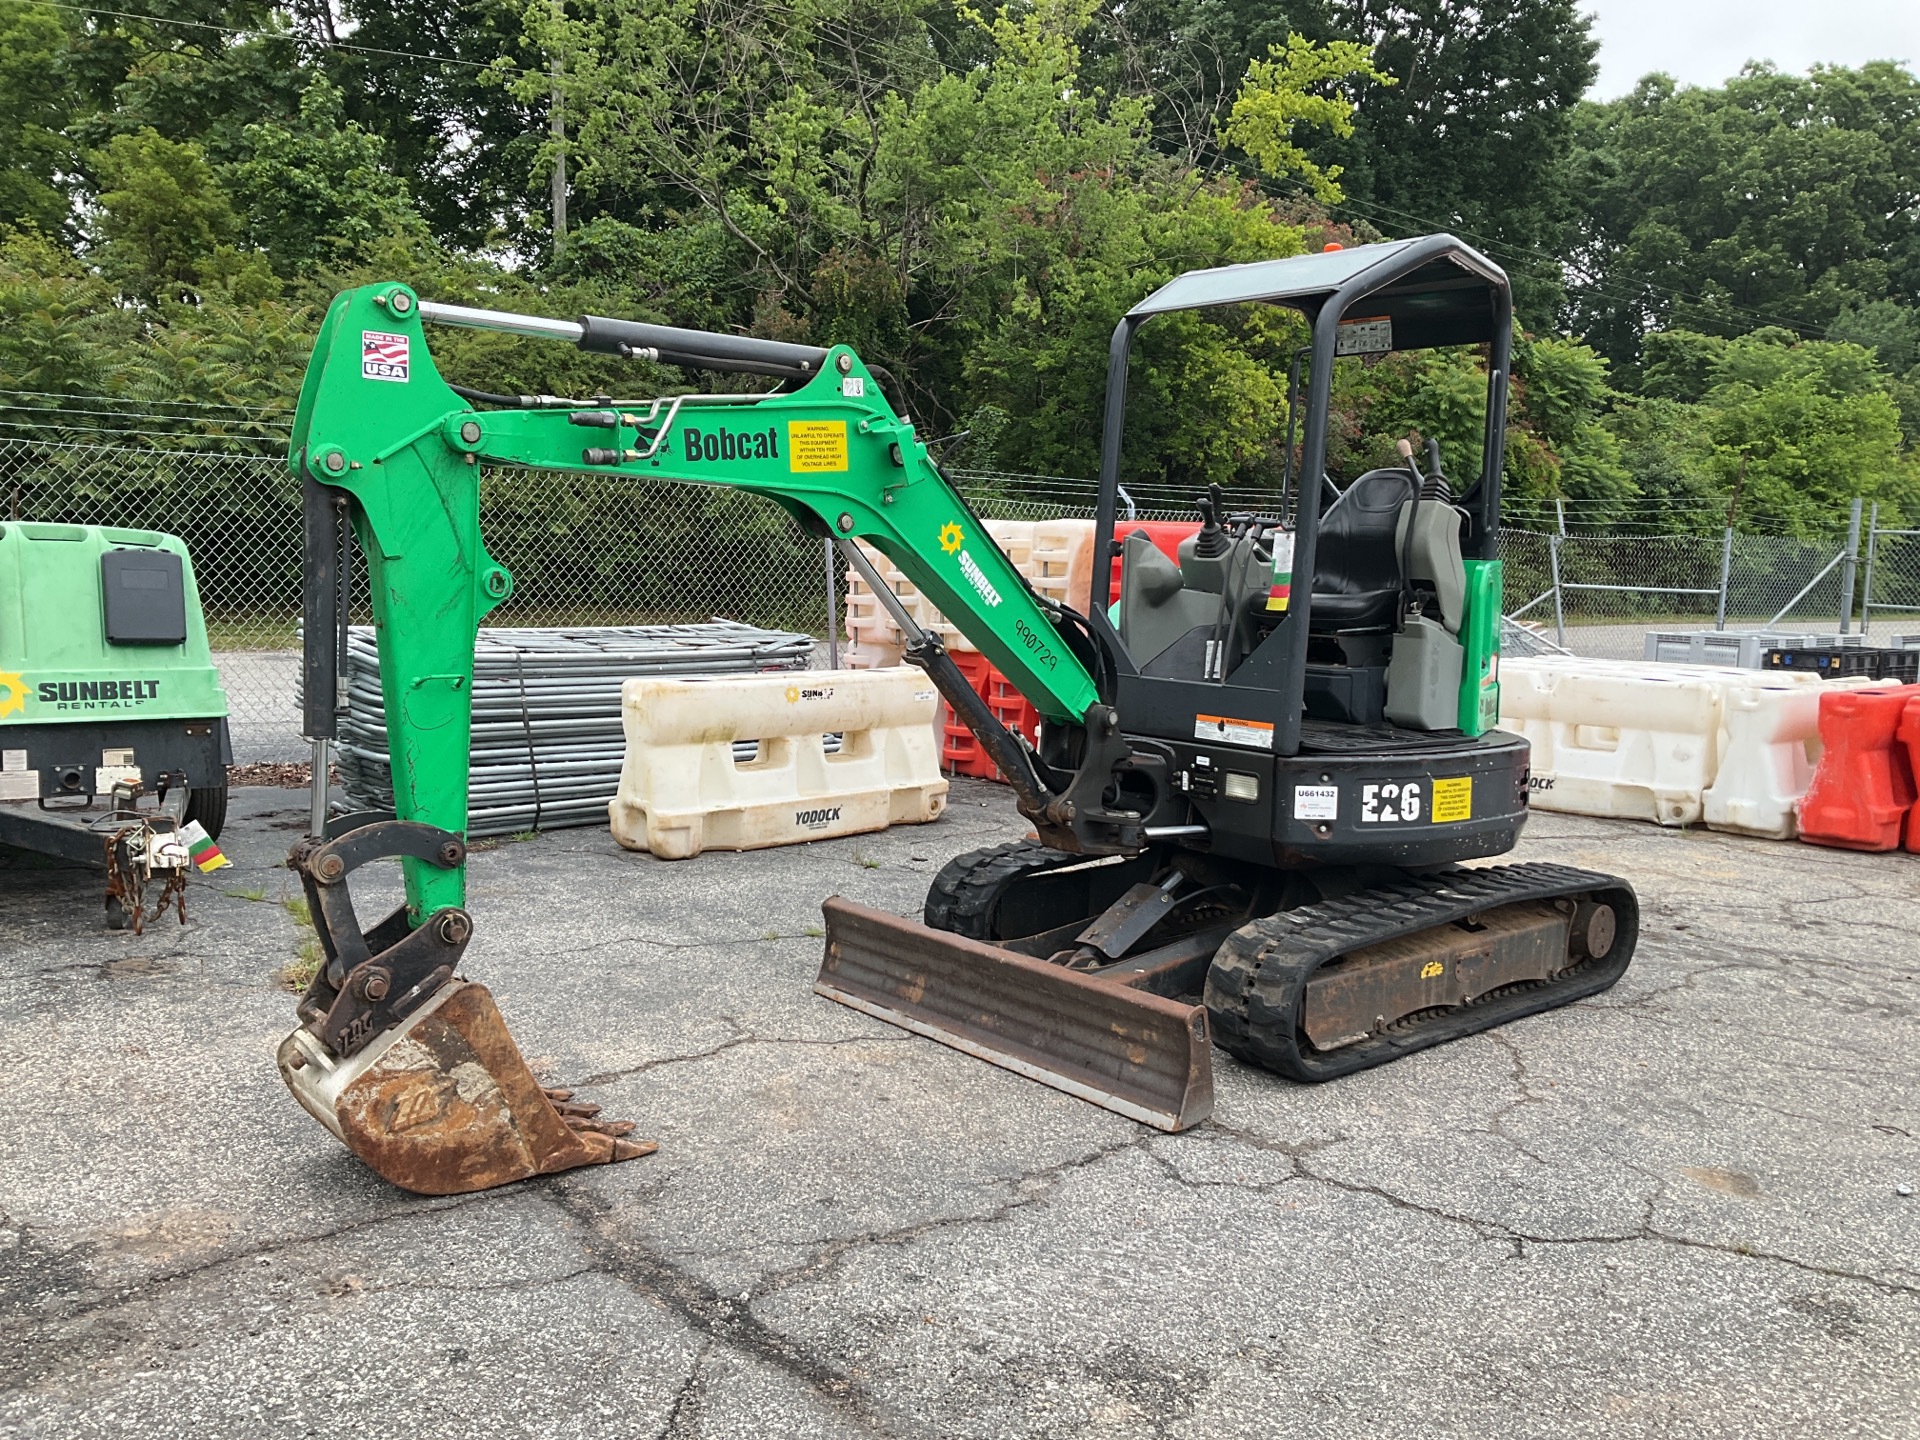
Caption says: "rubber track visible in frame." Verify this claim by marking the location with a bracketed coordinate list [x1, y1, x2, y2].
[1204, 862, 1638, 1083]
[923, 839, 1078, 940]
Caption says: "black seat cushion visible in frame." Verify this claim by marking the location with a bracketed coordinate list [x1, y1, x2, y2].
[1309, 467, 1416, 632]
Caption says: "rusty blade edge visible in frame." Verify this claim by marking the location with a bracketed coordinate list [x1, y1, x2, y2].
[813, 980, 1208, 1132]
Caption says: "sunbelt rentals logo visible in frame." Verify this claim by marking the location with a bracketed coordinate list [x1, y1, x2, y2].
[939, 522, 1002, 610]
[0, 671, 27, 719]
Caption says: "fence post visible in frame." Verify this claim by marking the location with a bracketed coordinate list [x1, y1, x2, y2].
[1838, 497, 1862, 634]
[1860, 502, 1879, 635]
[824, 536, 840, 668]
[1549, 498, 1567, 648]
[1714, 526, 1734, 631]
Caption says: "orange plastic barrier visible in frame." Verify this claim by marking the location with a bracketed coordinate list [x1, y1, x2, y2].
[1900, 693, 1920, 853]
[1797, 684, 1920, 852]
[939, 651, 999, 779]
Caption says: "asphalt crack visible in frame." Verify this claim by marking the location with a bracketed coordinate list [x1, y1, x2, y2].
[0, 1193, 494, 1335]
[538, 1182, 902, 1438]
[574, 1024, 902, 1087]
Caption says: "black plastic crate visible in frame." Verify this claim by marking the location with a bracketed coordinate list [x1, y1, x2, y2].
[1764, 646, 1920, 682]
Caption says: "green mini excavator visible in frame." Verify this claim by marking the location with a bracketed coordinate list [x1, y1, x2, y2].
[281, 236, 1637, 1195]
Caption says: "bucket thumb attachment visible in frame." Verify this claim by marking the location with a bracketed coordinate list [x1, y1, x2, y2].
[282, 824, 656, 1195]
[815, 897, 1213, 1131]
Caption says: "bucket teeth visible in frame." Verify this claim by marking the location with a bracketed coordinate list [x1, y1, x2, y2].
[569, 1116, 635, 1137]
[280, 979, 657, 1195]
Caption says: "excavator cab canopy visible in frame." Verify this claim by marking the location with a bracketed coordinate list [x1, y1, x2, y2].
[1087, 234, 1515, 758]
[1125, 237, 1509, 350]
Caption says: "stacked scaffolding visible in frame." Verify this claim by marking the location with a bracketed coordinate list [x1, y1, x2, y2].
[329, 623, 815, 836]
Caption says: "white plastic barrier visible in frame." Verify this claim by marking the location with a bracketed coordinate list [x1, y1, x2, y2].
[1499, 657, 1847, 837]
[1500, 663, 1723, 825]
[843, 519, 1098, 657]
[609, 669, 947, 858]
[1700, 681, 1825, 839]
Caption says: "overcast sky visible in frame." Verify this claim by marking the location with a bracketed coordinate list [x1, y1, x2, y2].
[1584, 0, 1920, 96]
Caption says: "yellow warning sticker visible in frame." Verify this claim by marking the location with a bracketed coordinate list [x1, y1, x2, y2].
[787, 420, 849, 472]
[1431, 775, 1472, 823]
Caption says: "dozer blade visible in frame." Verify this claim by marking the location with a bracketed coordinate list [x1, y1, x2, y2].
[815, 897, 1213, 1131]
[278, 979, 657, 1196]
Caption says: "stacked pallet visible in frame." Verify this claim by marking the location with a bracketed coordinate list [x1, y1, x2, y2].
[328, 623, 814, 836]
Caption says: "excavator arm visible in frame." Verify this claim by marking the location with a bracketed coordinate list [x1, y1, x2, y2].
[280, 283, 1145, 1193]
[293, 285, 1133, 862]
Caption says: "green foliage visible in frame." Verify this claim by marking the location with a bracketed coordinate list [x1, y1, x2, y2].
[326, 0, 542, 249]
[0, 233, 140, 407]
[0, 0, 71, 233]
[1568, 63, 1920, 371]
[1323, 331, 1631, 525]
[225, 77, 428, 276]
[0, 3, 1914, 549]
[90, 129, 239, 302]
[1312, 0, 1601, 326]
[1222, 35, 1387, 202]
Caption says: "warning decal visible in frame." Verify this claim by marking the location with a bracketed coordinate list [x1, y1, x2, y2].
[1196, 713, 1275, 750]
[361, 330, 411, 382]
[1431, 775, 1472, 823]
[1335, 315, 1393, 356]
[787, 420, 849, 472]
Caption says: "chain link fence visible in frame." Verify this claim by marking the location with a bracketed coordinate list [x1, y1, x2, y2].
[1863, 505, 1920, 639]
[1, 437, 1870, 759]
[1497, 527, 1858, 659]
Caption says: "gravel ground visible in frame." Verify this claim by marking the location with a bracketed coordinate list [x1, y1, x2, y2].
[1, 780, 1915, 1438]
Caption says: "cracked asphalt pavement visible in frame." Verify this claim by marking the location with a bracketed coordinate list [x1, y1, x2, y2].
[2, 781, 1916, 1437]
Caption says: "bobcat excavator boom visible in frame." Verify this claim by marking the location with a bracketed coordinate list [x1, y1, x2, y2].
[284, 243, 1637, 1193]
[281, 282, 1134, 1194]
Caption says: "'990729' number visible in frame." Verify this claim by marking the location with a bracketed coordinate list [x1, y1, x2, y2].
[1013, 619, 1058, 670]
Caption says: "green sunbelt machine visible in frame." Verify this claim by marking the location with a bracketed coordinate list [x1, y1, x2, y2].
[280, 236, 1638, 1196]
[0, 522, 230, 892]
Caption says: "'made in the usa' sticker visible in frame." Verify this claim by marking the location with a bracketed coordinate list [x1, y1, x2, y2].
[362, 330, 411, 382]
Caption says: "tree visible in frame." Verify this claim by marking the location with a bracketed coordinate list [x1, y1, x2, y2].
[1222, 33, 1387, 203]
[1308, 0, 1600, 326]
[1566, 63, 1920, 373]
[223, 76, 428, 276]
[89, 128, 239, 301]
[0, 232, 141, 422]
[530, 0, 1376, 481]
[0, 0, 72, 234]
[321, 0, 545, 250]
[1325, 331, 1633, 525]
[1639, 328, 1918, 534]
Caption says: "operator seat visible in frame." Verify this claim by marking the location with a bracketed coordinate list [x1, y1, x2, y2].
[1308, 468, 1418, 632]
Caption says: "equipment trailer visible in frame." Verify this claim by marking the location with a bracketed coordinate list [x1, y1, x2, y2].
[0, 522, 230, 928]
[280, 236, 1637, 1194]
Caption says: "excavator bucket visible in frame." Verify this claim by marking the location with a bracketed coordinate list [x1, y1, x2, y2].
[278, 979, 657, 1196]
[815, 897, 1214, 1131]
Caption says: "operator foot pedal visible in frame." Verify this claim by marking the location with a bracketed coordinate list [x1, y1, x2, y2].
[279, 979, 657, 1196]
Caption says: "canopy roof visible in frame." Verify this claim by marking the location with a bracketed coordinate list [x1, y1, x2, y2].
[1127, 235, 1508, 350]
